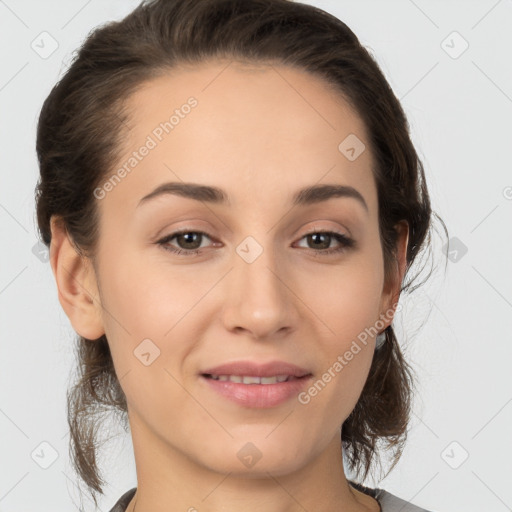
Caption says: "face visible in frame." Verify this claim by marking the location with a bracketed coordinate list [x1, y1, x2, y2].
[83, 60, 406, 477]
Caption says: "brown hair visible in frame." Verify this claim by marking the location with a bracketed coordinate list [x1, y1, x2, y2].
[35, 0, 448, 505]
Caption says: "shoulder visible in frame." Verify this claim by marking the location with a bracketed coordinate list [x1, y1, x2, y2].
[375, 488, 437, 512]
[108, 487, 136, 512]
[349, 481, 437, 512]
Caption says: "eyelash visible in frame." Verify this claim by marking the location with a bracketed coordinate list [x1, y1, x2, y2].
[156, 229, 355, 257]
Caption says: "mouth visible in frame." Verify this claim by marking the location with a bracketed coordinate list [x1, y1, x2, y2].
[202, 374, 308, 384]
[199, 361, 313, 408]
[200, 360, 311, 379]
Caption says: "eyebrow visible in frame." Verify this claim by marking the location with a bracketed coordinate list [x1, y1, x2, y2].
[137, 182, 368, 212]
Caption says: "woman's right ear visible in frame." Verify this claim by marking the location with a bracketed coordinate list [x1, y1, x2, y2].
[49, 216, 105, 340]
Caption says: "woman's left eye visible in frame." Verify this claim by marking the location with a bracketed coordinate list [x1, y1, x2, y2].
[156, 229, 355, 257]
[295, 231, 355, 255]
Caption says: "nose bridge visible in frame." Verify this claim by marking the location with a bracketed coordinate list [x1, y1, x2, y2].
[221, 234, 298, 338]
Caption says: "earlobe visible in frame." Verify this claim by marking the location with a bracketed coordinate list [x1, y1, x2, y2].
[49, 216, 105, 340]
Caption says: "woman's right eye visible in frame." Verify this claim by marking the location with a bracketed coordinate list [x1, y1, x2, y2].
[156, 230, 215, 256]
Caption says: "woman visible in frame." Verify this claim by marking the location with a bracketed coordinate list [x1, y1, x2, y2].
[34, 0, 447, 510]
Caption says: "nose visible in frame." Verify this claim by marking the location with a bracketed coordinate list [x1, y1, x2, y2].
[220, 242, 300, 340]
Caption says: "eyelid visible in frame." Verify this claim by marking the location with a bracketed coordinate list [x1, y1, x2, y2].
[156, 225, 349, 244]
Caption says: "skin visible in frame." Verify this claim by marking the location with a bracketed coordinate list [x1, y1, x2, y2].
[50, 60, 408, 512]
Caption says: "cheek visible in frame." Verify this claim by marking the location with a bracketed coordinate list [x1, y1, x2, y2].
[300, 331, 376, 430]
[96, 249, 216, 390]
[99, 247, 202, 338]
[303, 256, 384, 341]
[297, 256, 383, 410]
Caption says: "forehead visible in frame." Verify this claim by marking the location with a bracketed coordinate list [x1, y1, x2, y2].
[125, 59, 368, 139]
[104, 60, 376, 214]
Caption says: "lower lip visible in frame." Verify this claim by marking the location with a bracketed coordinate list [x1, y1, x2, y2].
[201, 375, 312, 408]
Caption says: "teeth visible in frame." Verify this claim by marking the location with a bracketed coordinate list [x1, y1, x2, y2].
[243, 376, 260, 384]
[208, 374, 291, 384]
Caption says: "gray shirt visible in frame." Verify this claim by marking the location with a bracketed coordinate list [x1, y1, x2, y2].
[109, 483, 436, 511]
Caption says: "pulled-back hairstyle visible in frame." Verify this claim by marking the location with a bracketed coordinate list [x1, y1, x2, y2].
[35, 0, 448, 506]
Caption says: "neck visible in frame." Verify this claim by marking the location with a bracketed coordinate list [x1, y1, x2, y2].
[125, 421, 379, 512]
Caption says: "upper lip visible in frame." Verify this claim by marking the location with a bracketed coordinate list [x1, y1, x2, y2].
[201, 360, 312, 378]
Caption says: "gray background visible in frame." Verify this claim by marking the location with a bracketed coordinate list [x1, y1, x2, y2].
[1, 1, 511, 511]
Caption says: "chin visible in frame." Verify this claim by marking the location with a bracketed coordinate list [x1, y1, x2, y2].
[194, 436, 312, 478]
[206, 456, 309, 479]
